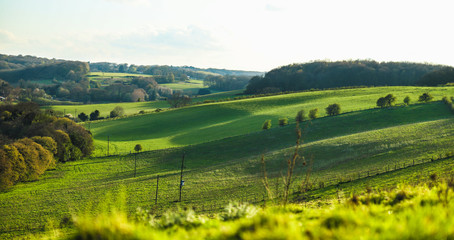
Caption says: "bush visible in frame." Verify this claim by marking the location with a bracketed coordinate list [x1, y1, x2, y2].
[221, 202, 258, 221]
[262, 120, 272, 130]
[442, 96, 452, 104]
[309, 108, 319, 120]
[377, 94, 396, 108]
[197, 88, 211, 95]
[418, 92, 433, 102]
[78, 112, 88, 122]
[404, 96, 411, 105]
[295, 110, 306, 123]
[278, 117, 289, 127]
[110, 106, 125, 118]
[90, 110, 100, 121]
[326, 103, 341, 116]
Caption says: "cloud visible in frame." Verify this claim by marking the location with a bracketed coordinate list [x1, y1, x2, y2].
[265, 4, 283, 12]
[109, 25, 220, 54]
[0, 29, 17, 43]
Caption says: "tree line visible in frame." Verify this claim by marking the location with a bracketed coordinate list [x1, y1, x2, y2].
[0, 102, 93, 190]
[245, 60, 447, 94]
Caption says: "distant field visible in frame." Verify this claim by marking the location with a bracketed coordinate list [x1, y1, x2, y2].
[43, 101, 169, 118]
[161, 79, 206, 94]
[88, 86, 454, 155]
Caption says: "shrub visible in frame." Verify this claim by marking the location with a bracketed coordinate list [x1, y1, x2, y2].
[220, 202, 258, 221]
[90, 110, 100, 121]
[404, 96, 411, 105]
[442, 96, 452, 104]
[295, 110, 306, 123]
[326, 103, 341, 116]
[262, 120, 272, 130]
[418, 92, 433, 102]
[197, 88, 211, 95]
[31, 136, 57, 155]
[278, 117, 289, 126]
[377, 94, 396, 108]
[78, 112, 88, 122]
[110, 106, 125, 118]
[134, 144, 142, 153]
[309, 108, 319, 120]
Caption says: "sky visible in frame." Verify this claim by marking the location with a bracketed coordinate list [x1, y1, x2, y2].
[0, 0, 453, 71]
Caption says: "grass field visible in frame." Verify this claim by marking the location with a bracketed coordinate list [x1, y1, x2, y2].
[2, 91, 454, 238]
[88, 86, 454, 155]
[2, 86, 454, 238]
[161, 79, 206, 94]
[42, 101, 169, 118]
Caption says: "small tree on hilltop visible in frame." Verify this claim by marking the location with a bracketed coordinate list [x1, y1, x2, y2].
[278, 117, 289, 127]
[309, 108, 319, 120]
[110, 106, 125, 118]
[262, 120, 272, 130]
[326, 103, 341, 116]
[384, 94, 396, 106]
[295, 110, 306, 123]
[404, 96, 411, 105]
[90, 110, 100, 121]
[419, 92, 433, 102]
[78, 112, 88, 122]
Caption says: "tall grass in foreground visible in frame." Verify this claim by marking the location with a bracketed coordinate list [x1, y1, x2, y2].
[33, 177, 454, 239]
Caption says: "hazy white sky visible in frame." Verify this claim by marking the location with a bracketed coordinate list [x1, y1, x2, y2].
[1, 0, 453, 71]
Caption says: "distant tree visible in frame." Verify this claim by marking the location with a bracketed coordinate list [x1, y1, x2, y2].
[134, 144, 142, 153]
[278, 117, 289, 126]
[167, 92, 191, 108]
[377, 94, 396, 108]
[376, 97, 387, 108]
[110, 106, 125, 118]
[78, 112, 88, 122]
[404, 96, 411, 105]
[118, 63, 128, 73]
[90, 110, 100, 121]
[295, 110, 306, 123]
[309, 108, 319, 120]
[419, 92, 433, 102]
[197, 88, 211, 95]
[326, 103, 341, 116]
[262, 120, 272, 130]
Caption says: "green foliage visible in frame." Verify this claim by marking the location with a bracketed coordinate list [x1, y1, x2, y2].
[278, 117, 289, 126]
[220, 202, 258, 221]
[418, 66, 454, 86]
[377, 94, 396, 108]
[262, 119, 272, 130]
[78, 112, 89, 121]
[442, 96, 452, 104]
[295, 110, 306, 123]
[309, 108, 319, 120]
[404, 96, 411, 105]
[110, 106, 125, 118]
[419, 92, 434, 102]
[90, 110, 100, 120]
[134, 144, 142, 153]
[245, 60, 443, 94]
[326, 103, 341, 116]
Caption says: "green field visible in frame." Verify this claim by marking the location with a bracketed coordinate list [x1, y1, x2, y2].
[42, 101, 169, 118]
[1, 86, 454, 238]
[88, 86, 454, 155]
[161, 79, 207, 94]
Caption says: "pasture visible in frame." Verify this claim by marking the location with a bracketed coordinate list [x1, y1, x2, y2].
[88, 86, 454, 155]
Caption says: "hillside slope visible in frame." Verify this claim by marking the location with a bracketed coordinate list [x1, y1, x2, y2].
[89, 86, 454, 155]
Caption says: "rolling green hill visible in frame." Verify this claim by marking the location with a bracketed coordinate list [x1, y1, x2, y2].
[88, 86, 454, 156]
[1, 86, 454, 238]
